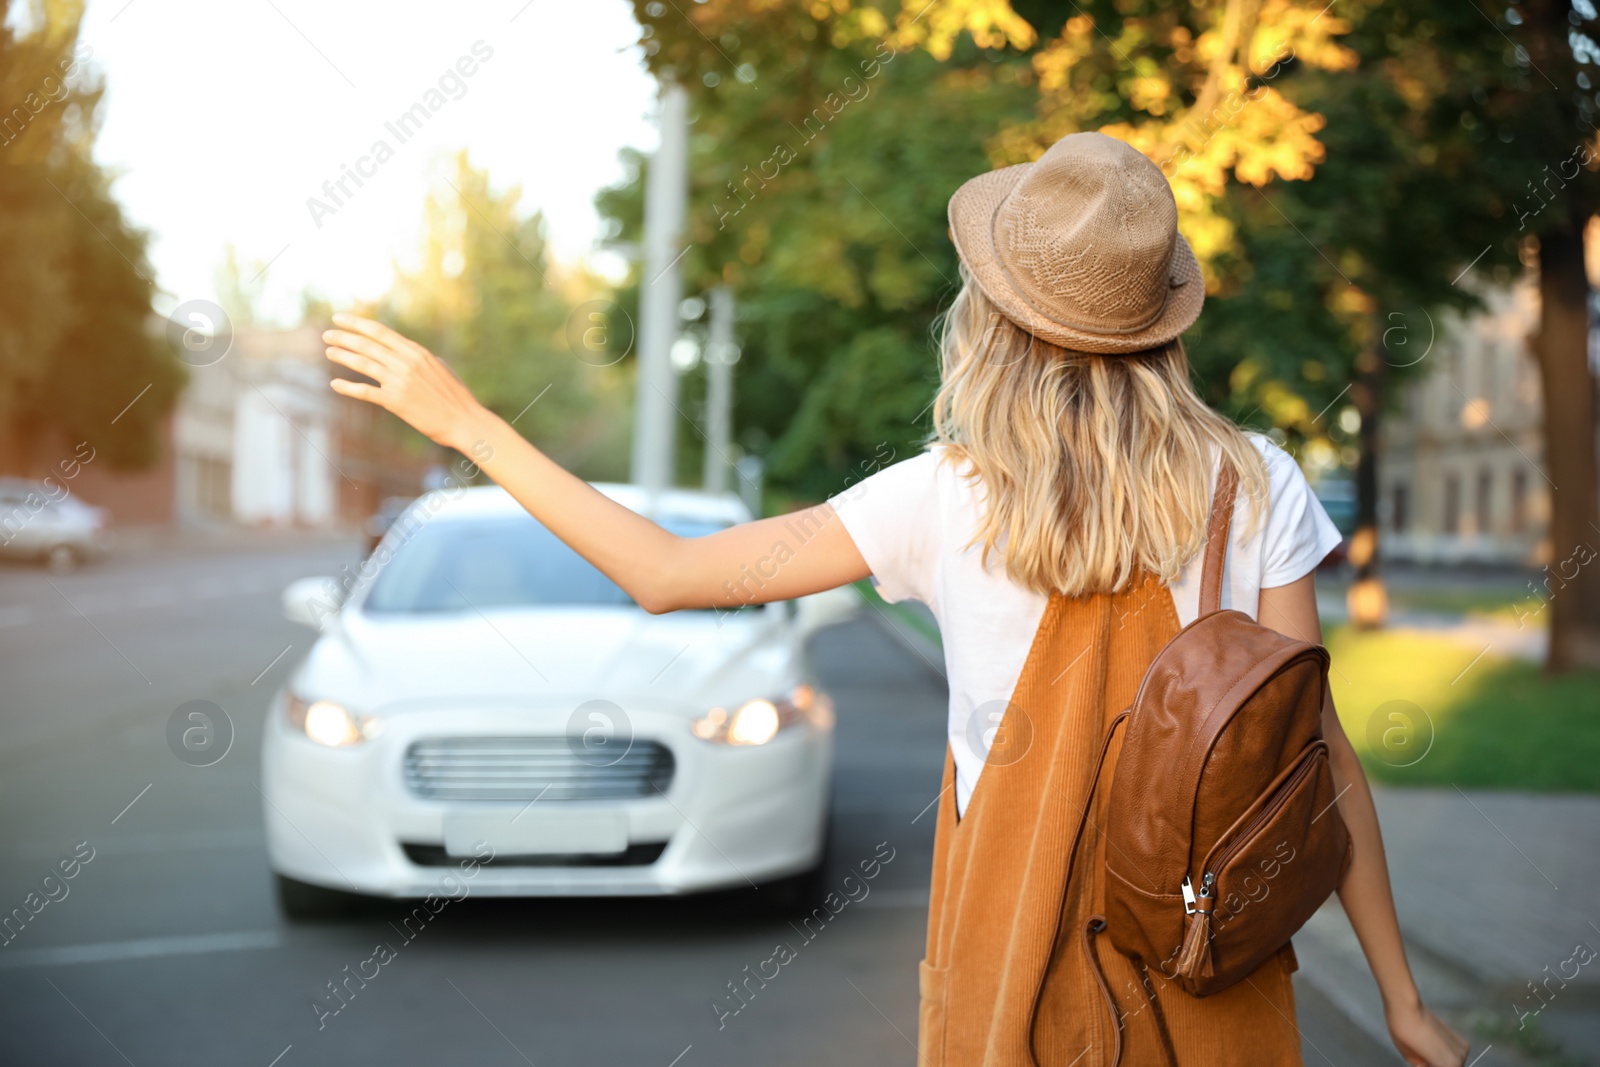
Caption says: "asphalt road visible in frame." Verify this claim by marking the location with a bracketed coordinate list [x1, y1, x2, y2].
[0, 537, 1395, 1066]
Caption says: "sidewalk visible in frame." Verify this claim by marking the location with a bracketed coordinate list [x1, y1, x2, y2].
[866, 598, 1600, 1066]
[1294, 788, 1600, 1066]
[1318, 597, 1549, 663]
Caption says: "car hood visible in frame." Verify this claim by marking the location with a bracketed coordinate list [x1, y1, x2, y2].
[293, 606, 794, 716]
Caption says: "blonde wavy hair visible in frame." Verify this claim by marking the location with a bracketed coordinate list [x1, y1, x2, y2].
[931, 272, 1269, 598]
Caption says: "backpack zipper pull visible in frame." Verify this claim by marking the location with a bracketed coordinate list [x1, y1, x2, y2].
[1182, 876, 1197, 915]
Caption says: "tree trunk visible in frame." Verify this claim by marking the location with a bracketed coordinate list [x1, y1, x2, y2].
[1534, 225, 1600, 672]
[1346, 321, 1389, 629]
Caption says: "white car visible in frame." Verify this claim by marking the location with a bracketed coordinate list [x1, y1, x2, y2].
[263, 484, 853, 918]
[0, 478, 111, 571]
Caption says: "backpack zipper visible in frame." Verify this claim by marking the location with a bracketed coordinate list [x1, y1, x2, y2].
[1186, 743, 1326, 905]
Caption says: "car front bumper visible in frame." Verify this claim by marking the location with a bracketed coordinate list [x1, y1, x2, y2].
[261, 695, 832, 898]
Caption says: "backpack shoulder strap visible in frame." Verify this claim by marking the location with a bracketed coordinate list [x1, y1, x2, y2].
[1198, 462, 1240, 617]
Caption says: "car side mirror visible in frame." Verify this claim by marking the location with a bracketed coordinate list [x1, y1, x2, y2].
[793, 586, 860, 635]
[283, 576, 344, 630]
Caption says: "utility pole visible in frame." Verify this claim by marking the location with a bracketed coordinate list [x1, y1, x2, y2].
[630, 82, 689, 498]
[703, 286, 735, 493]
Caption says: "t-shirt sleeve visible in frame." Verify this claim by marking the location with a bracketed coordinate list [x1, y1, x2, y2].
[826, 450, 941, 606]
[1258, 440, 1345, 588]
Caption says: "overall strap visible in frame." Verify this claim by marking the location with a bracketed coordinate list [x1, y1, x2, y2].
[1197, 463, 1240, 617]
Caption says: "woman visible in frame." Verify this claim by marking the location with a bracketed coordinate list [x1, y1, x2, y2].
[323, 132, 1468, 1067]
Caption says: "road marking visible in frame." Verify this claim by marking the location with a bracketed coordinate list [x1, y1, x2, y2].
[266, 1044, 293, 1067]
[6, 931, 283, 970]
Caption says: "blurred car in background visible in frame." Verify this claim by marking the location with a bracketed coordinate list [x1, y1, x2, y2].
[363, 495, 416, 556]
[0, 478, 111, 572]
[1313, 475, 1355, 572]
[264, 484, 854, 918]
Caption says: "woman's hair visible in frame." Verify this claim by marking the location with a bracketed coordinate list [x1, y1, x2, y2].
[931, 270, 1269, 598]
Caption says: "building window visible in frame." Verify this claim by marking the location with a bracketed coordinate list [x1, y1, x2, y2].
[1476, 467, 1493, 537]
[1511, 469, 1528, 534]
[1392, 483, 1409, 534]
[1443, 474, 1461, 536]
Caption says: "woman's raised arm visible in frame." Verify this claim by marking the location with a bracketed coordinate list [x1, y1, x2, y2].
[324, 313, 870, 613]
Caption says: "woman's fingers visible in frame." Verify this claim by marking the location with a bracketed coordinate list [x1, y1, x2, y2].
[323, 328, 401, 367]
[330, 313, 429, 359]
[324, 343, 387, 381]
[329, 377, 381, 403]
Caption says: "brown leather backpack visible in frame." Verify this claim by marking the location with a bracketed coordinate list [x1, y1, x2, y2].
[1065, 465, 1352, 1064]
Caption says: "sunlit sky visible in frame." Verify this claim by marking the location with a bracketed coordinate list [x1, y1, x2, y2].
[78, 0, 659, 324]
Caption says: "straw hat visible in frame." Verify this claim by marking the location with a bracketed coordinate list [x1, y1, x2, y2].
[947, 131, 1203, 355]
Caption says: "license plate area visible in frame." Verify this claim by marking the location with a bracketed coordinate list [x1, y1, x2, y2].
[442, 808, 628, 858]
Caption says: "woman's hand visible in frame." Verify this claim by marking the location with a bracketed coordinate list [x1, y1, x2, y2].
[323, 313, 489, 453]
[1386, 998, 1469, 1067]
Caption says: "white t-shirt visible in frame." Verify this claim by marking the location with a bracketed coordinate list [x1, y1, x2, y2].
[828, 436, 1342, 816]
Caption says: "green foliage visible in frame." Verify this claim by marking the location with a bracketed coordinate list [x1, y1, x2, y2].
[384, 152, 631, 480]
[0, 0, 183, 470]
[607, 0, 1600, 505]
[608, 6, 1034, 499]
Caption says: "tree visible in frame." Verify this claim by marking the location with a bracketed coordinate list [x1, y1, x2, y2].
[0, 0, 182, 472]
[383, 152, 631, 480]
[617, 1, 1381, 499]
[613, 2, 1038, 501]
[1300, 0, 1600, 670]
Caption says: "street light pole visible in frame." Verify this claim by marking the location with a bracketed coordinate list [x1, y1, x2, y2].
[703, 285, 735, 493]
[631, 82, 689, 498]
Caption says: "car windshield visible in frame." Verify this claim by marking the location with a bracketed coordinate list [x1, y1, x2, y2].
[362, 511, 728, 613]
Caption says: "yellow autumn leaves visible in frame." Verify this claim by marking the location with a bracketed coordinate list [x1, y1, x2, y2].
[825, 0, 1363, 286]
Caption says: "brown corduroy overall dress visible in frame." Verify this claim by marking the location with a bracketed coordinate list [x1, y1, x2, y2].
[918, 573, 1304, 1067]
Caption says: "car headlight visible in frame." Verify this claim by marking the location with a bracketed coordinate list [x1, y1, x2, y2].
[286, 694, 384, 747]
[691, 684, 834, 746]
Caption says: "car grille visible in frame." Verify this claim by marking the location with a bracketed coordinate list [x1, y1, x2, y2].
[403, 737, 675, 802]
[401, 842, 668, 867]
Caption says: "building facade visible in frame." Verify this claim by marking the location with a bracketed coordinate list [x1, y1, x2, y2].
[1378, 282, 1553, 567]
[170, 323, 429, 529]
